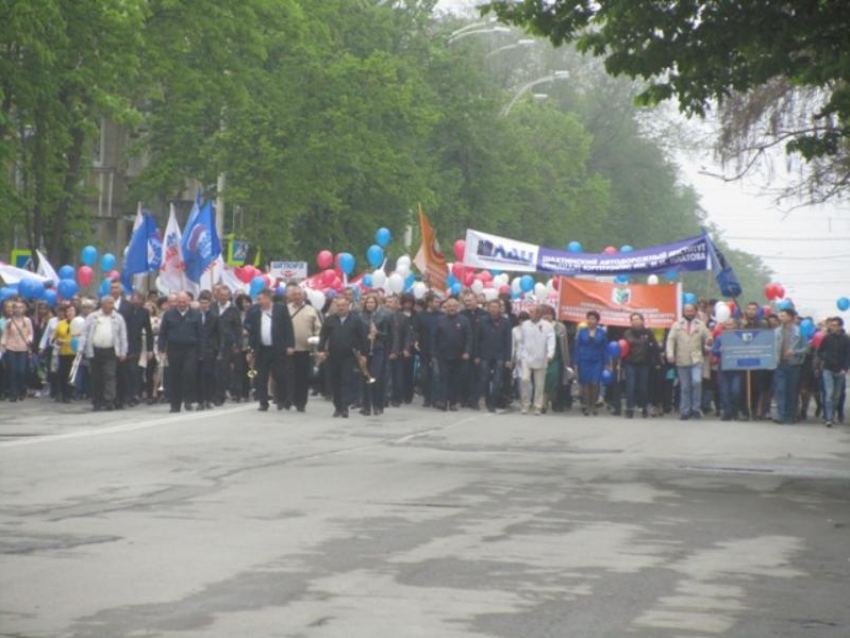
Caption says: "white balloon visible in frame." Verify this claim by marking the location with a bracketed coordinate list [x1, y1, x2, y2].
[534, 282, 547, 299]
[371, 269, 387, 289]
[412, 281, 428, 300]
[387, 272, 404, 294]
[483, 288, 498, 301]
[714, 301, 731, 323]
[495, 273, 509, 287]
[396, 262, 411, 278]
[396, 255, 411, 269]
[511, 277, 522, 294]
[471, 279, 484, 294]
[310, 289, 326, 310]
[647, 274, 659, 285]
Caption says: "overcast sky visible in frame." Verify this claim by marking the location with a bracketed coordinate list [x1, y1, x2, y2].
[437, 0, 850, 321]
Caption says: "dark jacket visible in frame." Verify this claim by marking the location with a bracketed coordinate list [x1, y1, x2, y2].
[244, 302, 295, 353]
[818, 330, 850, 373]
[389, 310, 413, 356]
[213, 302, 242, 352]
[362, 308, 390, 352]
[158, 308, 202, 352]
[475, 314, 512, 360]
[434, 313, 472, 360]
[199, 309, 222, 358]
[117, 299, 153, 355]
[623, 327, 660, 365]
[462, 307, 487, 355]
[411, 309, 440, 356]
[319, 312, 366, 358]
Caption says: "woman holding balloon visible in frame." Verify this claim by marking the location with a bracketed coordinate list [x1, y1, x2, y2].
[52, 304, 80, 403]
[574, 311, 609, 416]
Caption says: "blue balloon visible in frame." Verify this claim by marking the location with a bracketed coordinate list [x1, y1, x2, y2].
[70, 337, 80, 354]
[665, 270, 678, 282]
[683, 292, 697, 306]
[57, 278, 79, 300]
[362, 274, 373, 288]
[614, 274, 629, 284]
[511, 289, 520, 300]
[1, 287, 17, 301]
[100, 253, 116, 272]
[601, 369, 614, 386]
[43, 289, 58, 307]
[375, 227, 391, 247]
[30, 281, 45, 300]
[99, 279, 112, 297]
[520, 275, 534, 292]
[567, 241, 583, 253]
[606, 341, 621, 358]
[349, 285, 361, 301]
[837, 297, 850, 312]
[80, 245, 97, 267]
[450, 283, 462, 296]
[366, 245, 384, 269]
[404, 273, 415, 290]
[446, 273, 458, 287]
[249, 276, 266, 299]
[326, 288, 337, 299]
[338, 252, 355, 275]
[778, 299, 794, 311]
[799, 318, 815, 340]
[17, 278, 35, 299]
[58, 265, 76, 280]
[620, 245, 634, 253]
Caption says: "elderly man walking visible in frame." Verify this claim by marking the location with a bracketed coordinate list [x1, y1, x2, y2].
[666, 303, 712, 420]
[518, 304, 555, 415]
[82, 296, 128, 411]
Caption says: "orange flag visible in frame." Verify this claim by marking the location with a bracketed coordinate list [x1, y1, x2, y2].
[413, 205, 448, 292]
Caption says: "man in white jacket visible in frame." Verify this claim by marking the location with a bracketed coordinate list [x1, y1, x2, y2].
[518, 304, 555, 415]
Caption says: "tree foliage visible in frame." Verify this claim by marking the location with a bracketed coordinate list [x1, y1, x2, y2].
[485, 0, 850, 203]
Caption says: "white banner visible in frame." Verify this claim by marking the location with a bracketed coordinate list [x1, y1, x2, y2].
[269, 261, 308, 282]
[463, 229, 538, 273]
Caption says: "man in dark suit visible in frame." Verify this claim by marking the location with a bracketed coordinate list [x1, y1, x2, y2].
[244, 288, 295, 411]
[212, 285, 241, 405]
[197, 291, 222, 410]
[318, 297, 366, 418]
[434, 297, 472, 411]
[158, 291, 202, 413]
[109, 282, 149, 408]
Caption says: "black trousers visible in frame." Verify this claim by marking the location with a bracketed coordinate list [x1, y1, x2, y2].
[116, 356, 132, 406]
[437, 357, 463, 407]
[58, 354, 76, 401]
[419, 353, 434, 405]
[215, 348, 234, 404]
[285, 351, 311, 409]
[90, 347, 118, 408]
[166, 344, 198, 411]
[255, 346, 285, 408]
[328, 354, 354, 412]
[232, 351, 250, 399]
[199, 352, 218, 404]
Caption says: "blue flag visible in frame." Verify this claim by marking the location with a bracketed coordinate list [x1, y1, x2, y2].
[704, 230, 742, 298]
[182, 196, 222, 284]
[121, 211, 162, 290]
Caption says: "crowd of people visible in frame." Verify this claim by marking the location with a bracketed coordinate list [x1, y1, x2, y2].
[1, 283, 848, 428]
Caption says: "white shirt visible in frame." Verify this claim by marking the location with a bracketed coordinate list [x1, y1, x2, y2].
[260, 310, 273, 346]
[519, 320, 555, 369]
[39, 317, 59, 349]
[92, 314, 116, 348]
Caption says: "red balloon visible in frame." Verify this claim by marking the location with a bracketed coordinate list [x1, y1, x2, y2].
[453, 239, 466, 261]
[763, 305, 772, 317]
[463, 271, 475, 286]
[107, 269, 120, 281]
[617, 338, 630, 358]
[765, 283, 777, 300]
[479, 271, 493, 283]
[728, 301, 737, 315]
[77, 265, 94, 287]
[551, 277, 560, 290]
[775, 285, 785, 299]
[317, 250, 334, 270]
[451, 262, 465, 280]
[713, 326, 724, 339]
[498, 285, 510, 295]
[263, 274, 272, 288]
[322, 269, 336, 286]
[603, 246, 617, 254]
[331, 277, 343, 291]
[811, 330, 826, 349]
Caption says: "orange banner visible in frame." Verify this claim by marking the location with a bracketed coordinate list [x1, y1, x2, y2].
[557, 278, 681, 328]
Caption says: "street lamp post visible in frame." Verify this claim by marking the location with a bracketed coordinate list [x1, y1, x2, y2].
[485, 38, 536, 58]
[447, 25, 511, 44]
[501, 71, 570, 117]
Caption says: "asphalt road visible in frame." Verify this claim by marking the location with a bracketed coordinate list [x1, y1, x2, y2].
[1, 398, 849, 638]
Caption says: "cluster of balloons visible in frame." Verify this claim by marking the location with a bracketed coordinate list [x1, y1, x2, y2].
[606, 339, 630, 360]
[764, 282, 786, 301]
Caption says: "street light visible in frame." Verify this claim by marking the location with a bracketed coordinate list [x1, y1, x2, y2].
[448, 16, 499, 40]
[448, 25, 511, 44]
[485, 38, 536, 58]
[501, 71, 570, 116]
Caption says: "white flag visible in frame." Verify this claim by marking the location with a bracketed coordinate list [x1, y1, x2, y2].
[36, 250, 60, 285]
[159, 204, 187, 293]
